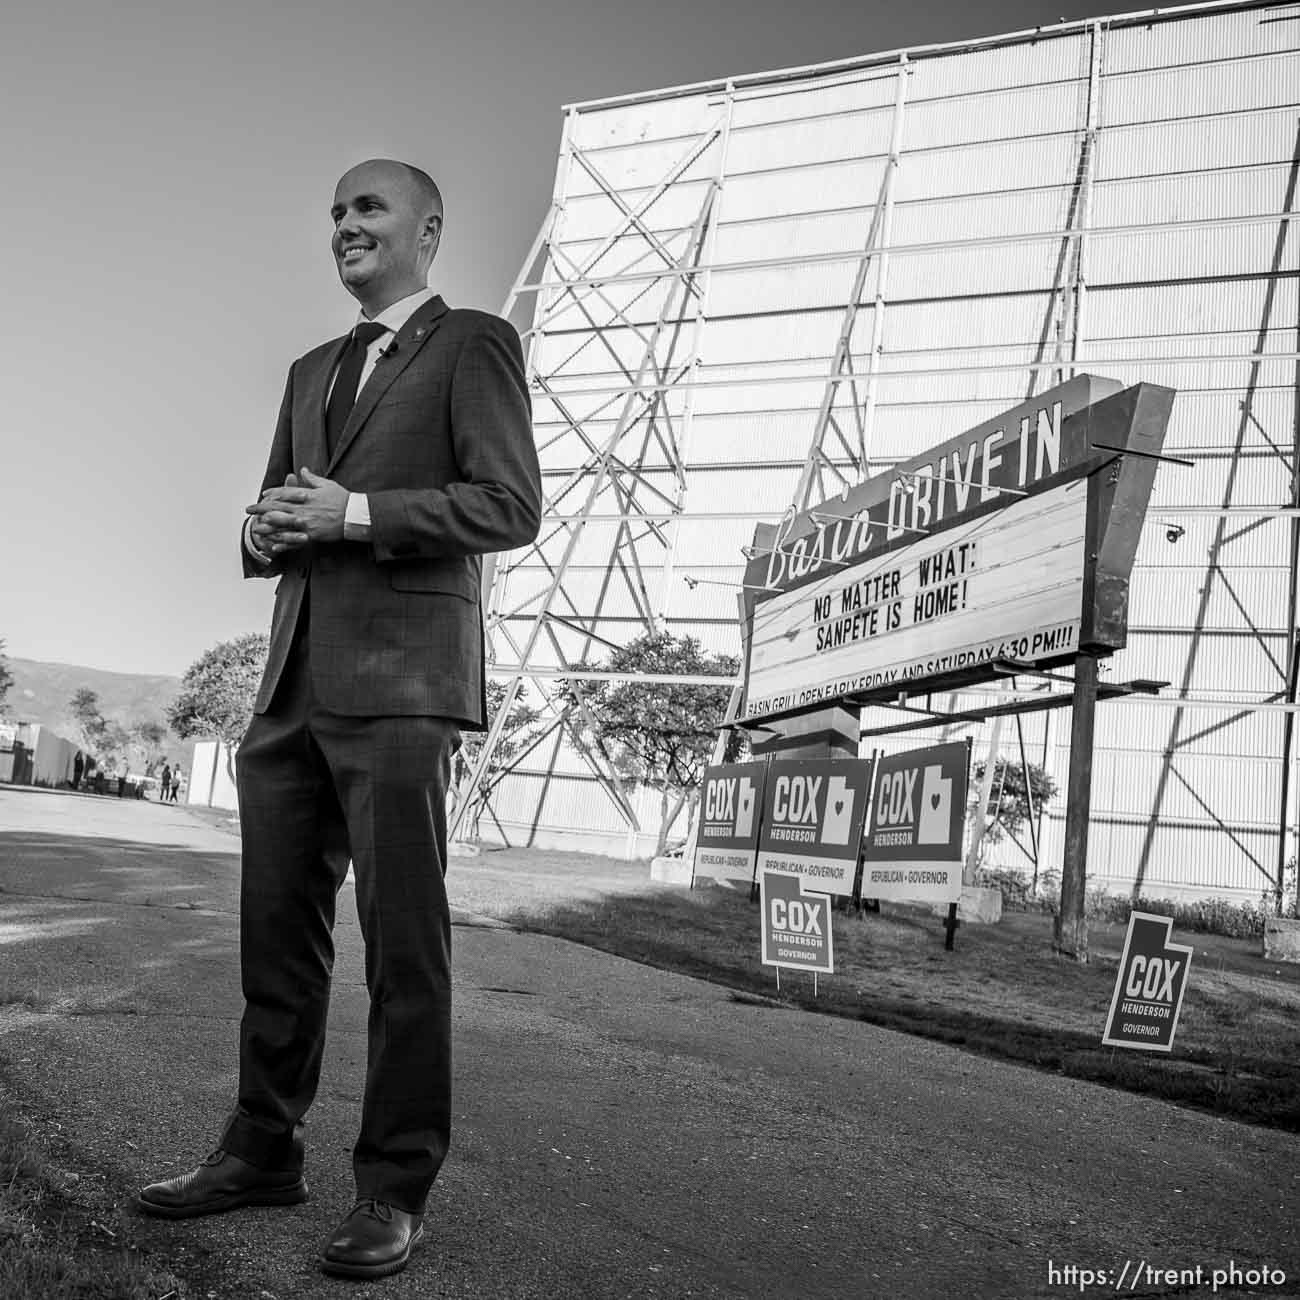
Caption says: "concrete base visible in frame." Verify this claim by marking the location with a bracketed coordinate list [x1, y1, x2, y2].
[1263, 916, 1300, 963]
[448, 840, 481, 858]
[650, 855, 694, 886]
[930, 885, 1003, 925]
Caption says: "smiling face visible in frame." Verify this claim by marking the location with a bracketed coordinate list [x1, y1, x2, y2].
[330, 160, 443, 316]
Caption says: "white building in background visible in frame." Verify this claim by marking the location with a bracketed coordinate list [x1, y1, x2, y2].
[468, 0, 1297, 904]
[188, 739, 237, 811]
[0, 721, 79, 788]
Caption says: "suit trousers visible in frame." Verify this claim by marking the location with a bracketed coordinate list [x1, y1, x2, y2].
[221, 619, 459, 1215]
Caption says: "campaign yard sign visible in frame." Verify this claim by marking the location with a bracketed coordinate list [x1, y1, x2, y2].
[1102, 912, 1193, 1053]
[760, 870, 833, 974]
[862, 742, 968, 903]
[755, 757, 874, 898]
[692, 761, 768, 886]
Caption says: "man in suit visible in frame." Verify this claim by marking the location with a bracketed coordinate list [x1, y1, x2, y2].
[137, 159, 542, 1281]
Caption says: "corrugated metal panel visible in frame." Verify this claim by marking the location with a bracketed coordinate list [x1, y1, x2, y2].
[687, 374, 828, 416]
[726, 113, 894, 174]
[563, 134, 722, 199]
[1160, 388, 1298, 453]
[570, 93, 718, 151]
[1088, 222, 1300, 286]
[1128, 563, 1293, 632]
[867, 401, 1040, 461]
[1094, 104, 1300, 180]
[1084, 820, 1274, 896]
[706, 260, 868, 315]
[722, 160, 890, 221]
[904, 78, 1087, 150]
[1102, 6, 1300, 74]
[895, 132, 1082, 201]
[887, 239, 1066, 298]
[489, 769, 628, 827]
[539, 409, 819, 465]
[1133, 518, 1288, 569]
[1083, 330, 1298, 368]
[1078, 758, 1280, 837]
[1148, 455, 1293, 507]
[1112, 628, 1292, 693]
[730, 69, 900, 128]
[553, 228, 728, 282]
[711, 208, 879, 265]
[704, 311, 869, 365]
[504, 569, 657, 618]
[559, 181, 716, 242]
[1102, 51, 1300, 126]
[538, 280, 682, 336]
[884, 295, 1062, 348]
[1047, 355, 1298, 396]
[1092, 163, 1298, 226]
[866, 366, 1052, 409]
[1090, 699, 1286, 759]
[891, 188, 1079, 245]
[1087, 277, 1299, 336]
[907, 30, 1090, 98]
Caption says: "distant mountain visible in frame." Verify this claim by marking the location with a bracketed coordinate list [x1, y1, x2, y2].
[3, 657, 194, 768]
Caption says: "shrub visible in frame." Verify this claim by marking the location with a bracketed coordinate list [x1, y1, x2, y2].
[974, 868, 1278, 939]
[974, 866, 1058, 914]
[1084, 889, 1268, 939]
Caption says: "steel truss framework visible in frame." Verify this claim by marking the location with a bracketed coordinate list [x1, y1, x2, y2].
[455, 0, 1300, 907]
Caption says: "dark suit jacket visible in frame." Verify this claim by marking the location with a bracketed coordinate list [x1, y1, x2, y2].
[243, 295, 541, 727]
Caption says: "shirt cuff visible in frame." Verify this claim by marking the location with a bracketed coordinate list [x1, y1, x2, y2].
[243, 516, 273, 565]
[344, 492, 372, 541]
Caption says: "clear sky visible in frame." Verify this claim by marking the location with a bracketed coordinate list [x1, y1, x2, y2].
[3, 0, 1124, 676]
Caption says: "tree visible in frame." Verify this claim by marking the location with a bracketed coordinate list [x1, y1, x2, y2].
[0, 639, 13, 718]
[167, 634, 269, 783]
[70, 687, 111, 761]
[128, 719, 170, 775]
[70, 689, 167, 778]
[572, 631, 741, 854]
[452, 681, 544, 840]
[971, 758, 1058, 860]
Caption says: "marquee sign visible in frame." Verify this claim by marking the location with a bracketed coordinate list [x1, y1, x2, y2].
[738, 376, 1175, 723]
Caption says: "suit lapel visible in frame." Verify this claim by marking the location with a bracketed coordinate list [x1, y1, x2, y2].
[300, 336, 349, 475]
[325, 295, 450, 475]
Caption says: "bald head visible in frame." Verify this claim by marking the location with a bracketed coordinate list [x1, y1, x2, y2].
[398, 162, 443, 223]
[330, 159, 445, 315]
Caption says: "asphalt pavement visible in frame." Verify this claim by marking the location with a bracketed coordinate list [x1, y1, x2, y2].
[0, 786, 1296, 1299]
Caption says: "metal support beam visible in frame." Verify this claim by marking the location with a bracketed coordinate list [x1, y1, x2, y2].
[792, 57, 909, 510]
[1055, 653, 1099, 963]
[965, 715, 1004, 884]
[459, 113, 730, 845]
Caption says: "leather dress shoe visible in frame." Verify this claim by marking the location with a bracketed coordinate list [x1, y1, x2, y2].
[136, 1148, 307, 1218]
[320, 1198, 424, 1279]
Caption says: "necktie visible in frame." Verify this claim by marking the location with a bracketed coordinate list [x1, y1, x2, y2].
[325, 322, 389, 457]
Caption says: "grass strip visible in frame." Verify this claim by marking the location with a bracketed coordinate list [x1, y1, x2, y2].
[503, 883, 1300, 1132]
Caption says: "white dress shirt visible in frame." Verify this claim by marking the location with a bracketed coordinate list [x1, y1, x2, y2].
[245, 286, 438, 563]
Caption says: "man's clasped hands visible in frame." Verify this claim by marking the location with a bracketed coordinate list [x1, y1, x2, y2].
[246, 469, 350, 554]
